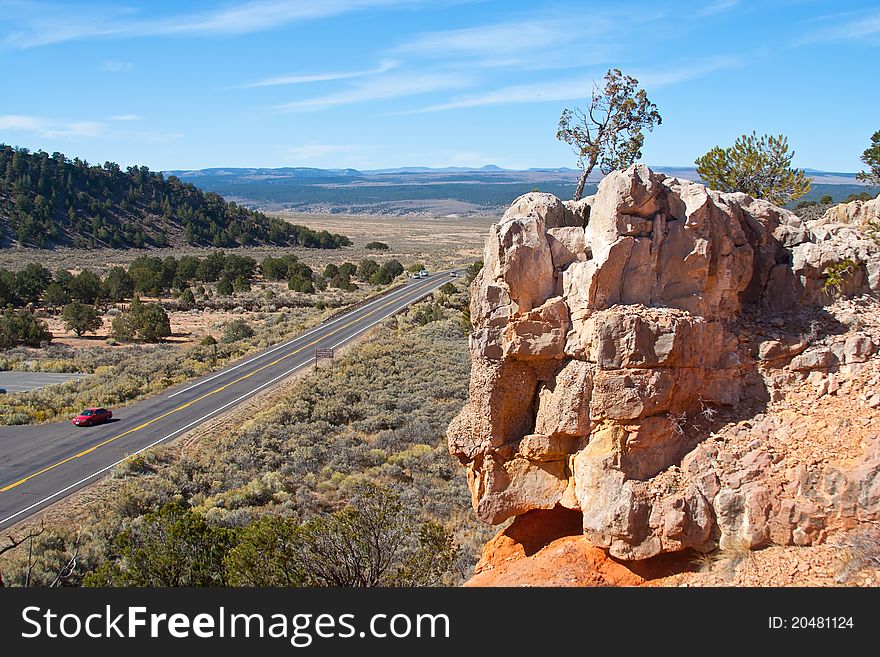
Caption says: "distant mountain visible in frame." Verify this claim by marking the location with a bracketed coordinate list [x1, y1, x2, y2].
[166, 167, 365, 179]
[0, 145, 352, 249]
[362, 165, 505, 174]
[165, 163, 878, 217]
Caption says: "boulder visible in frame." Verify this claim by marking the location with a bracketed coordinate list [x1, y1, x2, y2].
[503, 192, 578, 229]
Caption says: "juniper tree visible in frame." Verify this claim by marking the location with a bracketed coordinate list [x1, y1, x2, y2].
[695, 132, 812, 205]
[61, 302, 102, 336]
[557, 68, 662, 201]
[857, 130, 880, 186]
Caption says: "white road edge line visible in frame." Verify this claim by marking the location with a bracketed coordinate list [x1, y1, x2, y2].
[0, 276, 446, 528]
[166, 275, 441, 398]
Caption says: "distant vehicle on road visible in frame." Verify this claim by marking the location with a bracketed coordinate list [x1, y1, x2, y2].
[72, 408, 113, 427]
[449, 272, 459, 278]
[0, 387, 5, 394]
[419, 269, 429, 278]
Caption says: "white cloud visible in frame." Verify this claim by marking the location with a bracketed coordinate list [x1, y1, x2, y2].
[395, 20, 573, 58]
[636, 56, 742, 86]
[109, 114, 143, 121]
[2, 0, 432, 48]
[273, 72, 473, 111]
[233, 60, 397, 89]
[0, 114, 104, 138]
[398, 79, 581, 114]
[391, 17, 620, 69]
[150, 0, 417, 37]
[397, 58, 741, 114]
[795, 10, 880, 45]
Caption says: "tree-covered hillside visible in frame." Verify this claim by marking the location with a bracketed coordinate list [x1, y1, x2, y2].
[0, 145, 351, 249]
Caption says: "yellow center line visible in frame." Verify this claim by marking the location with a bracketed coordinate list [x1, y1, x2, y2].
[0, 279, 439, 493]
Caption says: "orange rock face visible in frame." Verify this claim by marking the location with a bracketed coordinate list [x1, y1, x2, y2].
[466, 507, 646, 587]
[449, 166, 880, 565]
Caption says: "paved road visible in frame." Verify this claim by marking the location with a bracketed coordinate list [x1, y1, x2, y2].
[0, 271, 458, 531]
[0, 372, 87, 394]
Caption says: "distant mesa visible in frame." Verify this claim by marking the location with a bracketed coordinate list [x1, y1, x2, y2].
[165, 163, 877, 218]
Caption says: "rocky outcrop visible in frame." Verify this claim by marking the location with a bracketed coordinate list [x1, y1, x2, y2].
[449, 165, 880, 563]
[814, 193, 880, 229]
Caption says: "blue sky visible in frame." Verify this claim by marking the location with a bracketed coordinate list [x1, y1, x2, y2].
[0, 0, 878, 172]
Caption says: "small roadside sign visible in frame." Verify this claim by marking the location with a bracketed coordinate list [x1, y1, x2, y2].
[314, 348, 334, 369]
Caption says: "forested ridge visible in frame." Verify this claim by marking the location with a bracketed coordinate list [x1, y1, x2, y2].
[0, 145, 351, 249]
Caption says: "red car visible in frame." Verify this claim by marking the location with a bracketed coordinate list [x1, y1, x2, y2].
[72, 407, 113, 427]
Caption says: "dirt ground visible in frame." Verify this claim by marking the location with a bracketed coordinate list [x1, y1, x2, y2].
[42, 306, 250, 349]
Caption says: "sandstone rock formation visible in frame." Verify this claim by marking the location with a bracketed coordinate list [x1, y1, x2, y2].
[449, 165, 880, 563]
[814, 193, 880, 229]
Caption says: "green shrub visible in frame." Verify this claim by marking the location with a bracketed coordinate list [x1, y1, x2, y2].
[110, 313, 137, 342]
[110, 300, 170, 342]
[0, 308, 52, 348]
[466, 259, 483, 283]
[221, 319, 255, 343]
[233, 276, 251, 293]
[136, 304, 172, 342]
[288, 275, 314, 294]
[357, 259, 380, 281]
[338, 262, 357, 279]
[68, 270, 103, 304]
[216, 276, 233, 296]
[61, 302, 102, 337]
[179, 288, 195, 309]
[822, 258, 860, 297]
[43, 283, 71, 308]
[224, 516, 306, 586]
[84, 502, 236, 587]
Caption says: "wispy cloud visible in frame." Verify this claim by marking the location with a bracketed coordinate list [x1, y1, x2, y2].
[2, 0, 429, 48]
[697, 0, 740, 17]
[109, 114, 143, 121]
[233, 60, 397, 89]
[396, 57, 741, 114]
[102, 60, 133, 72]
[0, 114, 104, 138]
[273, 72, 473, 112]
[395, 19, 572, 58]
[795, 9, 880, 45]
[392, 17, 619, 69]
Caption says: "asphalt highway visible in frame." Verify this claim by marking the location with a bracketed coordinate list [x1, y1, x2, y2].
[0, 271, 458, 531]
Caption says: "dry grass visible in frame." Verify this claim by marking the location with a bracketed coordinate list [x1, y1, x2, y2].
[275, 212, 494, 272]
[832, 523, 880, 584]
[693, 539, 755, 579]
[0, 212, 495, 276]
